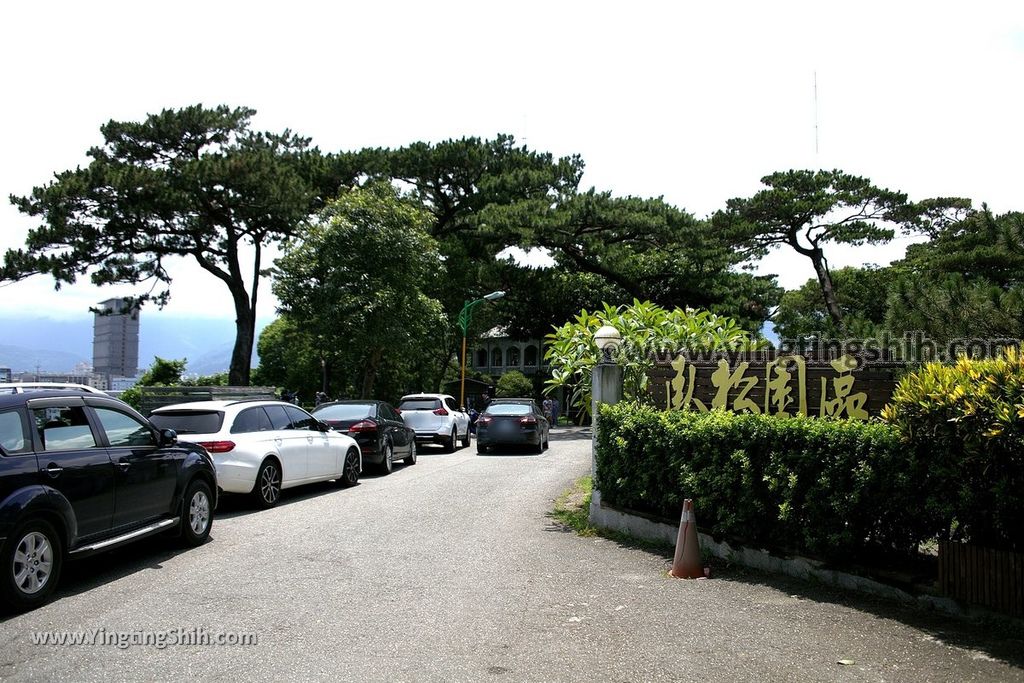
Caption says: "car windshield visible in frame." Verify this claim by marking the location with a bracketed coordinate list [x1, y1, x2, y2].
[399, 399, 442, 411]
[149, 410, 224, 434]
[313, 404, 374, 420]
[485, 404, 531, 416]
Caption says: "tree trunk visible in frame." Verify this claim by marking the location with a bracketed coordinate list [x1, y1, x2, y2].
[360, 348, 383, 398]
[228, 289, 254, 386]
[810, 249, 846, 333]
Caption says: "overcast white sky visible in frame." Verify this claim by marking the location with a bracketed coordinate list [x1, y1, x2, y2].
[2, 1, 1022, 323]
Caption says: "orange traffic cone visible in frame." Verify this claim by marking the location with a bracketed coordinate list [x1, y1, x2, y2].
[670, 499, 704, 579]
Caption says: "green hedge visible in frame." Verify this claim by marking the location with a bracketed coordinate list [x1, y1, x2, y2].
[882, 352, 1024, 550]
[595, 404, 915, 560]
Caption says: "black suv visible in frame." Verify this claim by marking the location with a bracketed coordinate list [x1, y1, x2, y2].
[0, 391, 217, 611]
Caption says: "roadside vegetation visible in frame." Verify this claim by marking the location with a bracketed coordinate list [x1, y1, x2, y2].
[594, 348, 1024, 565]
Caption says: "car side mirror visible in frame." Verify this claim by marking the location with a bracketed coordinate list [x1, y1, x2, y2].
[159, 428, 178, 446]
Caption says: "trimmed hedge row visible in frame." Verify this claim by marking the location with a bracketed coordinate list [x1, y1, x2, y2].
[595, 404, 917, 560]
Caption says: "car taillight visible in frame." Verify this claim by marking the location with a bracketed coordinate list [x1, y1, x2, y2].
[433, 408, 449, 416]
[348, 420, 378, 433]
[478, 416, 492, 425]
[198, 441, 235, 453]
[520, 416, 537, 425]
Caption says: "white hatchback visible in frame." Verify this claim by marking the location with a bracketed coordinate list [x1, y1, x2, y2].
[149, 399, 362, 508]
[397, 393, 471, 452]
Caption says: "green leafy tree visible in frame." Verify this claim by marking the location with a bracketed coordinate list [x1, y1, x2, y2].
[272, 182, 447, 399]
[545, 300, 766, 419]
[886, 208, 1024, 341]
[347, 135, 583, 382]
[717, 170, 969, 332]
[118, 357, 188, 409]
[495, 370, 534, 398]
[774, 266, 896, 340]
[485, 189, 781, 332]
[254, 316, 323, 400]
[4, 104, 340, 385]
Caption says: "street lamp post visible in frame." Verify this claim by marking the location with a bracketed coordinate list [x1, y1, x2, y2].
[457, 291, 506, 408]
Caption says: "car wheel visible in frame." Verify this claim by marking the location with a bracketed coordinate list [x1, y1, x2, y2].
[534, 437, 544, 454]
[444, 427, 457, 453]
[380, 441, 394, 475]
[338, 448, 360, 487]
[544, 430, 550, 450]
[252, 458, 282, 509]
[179, 479, 213, 547]
[403, 441, 417, 466]
[1, 519, 63, 611]
[461, 427, 471, 448]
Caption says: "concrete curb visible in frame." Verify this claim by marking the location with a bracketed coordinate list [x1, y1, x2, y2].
[588, 489, 964, 617]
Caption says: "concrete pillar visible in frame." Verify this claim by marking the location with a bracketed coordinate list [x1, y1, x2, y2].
[590, 362, 623, 517]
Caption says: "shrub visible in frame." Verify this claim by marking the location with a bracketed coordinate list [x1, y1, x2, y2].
[881, 350, 1024, 550]
[596, 403, 912, 560]
[544, 300, 765, 418]
[496, 370, 533, 398]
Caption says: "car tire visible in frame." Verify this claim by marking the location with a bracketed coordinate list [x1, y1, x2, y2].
[179, 479, 213, 547]
[403, 441, 417, 466]
[380, 441, 394, 475]
[533, 438, 544, 454]
[1, 519, 63, 612]
[460, 427, 471, 448]
[543, 430, 550, 450]
[252, 458, 282, 509]
[338, 448, 360, 487]
[444, 427, 457, 453]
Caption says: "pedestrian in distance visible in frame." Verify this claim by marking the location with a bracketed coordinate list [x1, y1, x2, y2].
[551, 397, 560, 427]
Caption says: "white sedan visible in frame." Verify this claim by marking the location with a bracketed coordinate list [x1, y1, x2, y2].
[149, 399, 362, 508]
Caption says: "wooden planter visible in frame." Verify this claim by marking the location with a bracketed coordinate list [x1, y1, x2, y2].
[937, 541, 1024, 617]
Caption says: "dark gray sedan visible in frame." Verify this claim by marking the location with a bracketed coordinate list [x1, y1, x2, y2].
[476, 401, 550, 454]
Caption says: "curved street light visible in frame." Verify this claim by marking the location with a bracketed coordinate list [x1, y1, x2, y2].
[458, 291, 506, 408]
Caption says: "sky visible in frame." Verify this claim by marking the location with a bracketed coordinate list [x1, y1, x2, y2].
[1, 0, 1023, 326]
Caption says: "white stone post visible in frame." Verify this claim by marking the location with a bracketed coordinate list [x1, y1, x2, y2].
[589, 326, 623, 520]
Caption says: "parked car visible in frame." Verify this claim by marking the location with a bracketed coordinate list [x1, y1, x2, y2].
[475, 400, 550, 454]
[397, 393, 471, 452]
[148, 399, 361, 509]
[0, 382, 106, 395]
[0, 390, 216, 611]
[311, 400, 416, 474]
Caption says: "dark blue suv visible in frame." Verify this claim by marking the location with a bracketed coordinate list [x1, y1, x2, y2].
[0, 391, 217, 611]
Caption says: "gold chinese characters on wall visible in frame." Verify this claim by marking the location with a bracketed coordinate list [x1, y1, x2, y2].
[647, 353, 900, 420]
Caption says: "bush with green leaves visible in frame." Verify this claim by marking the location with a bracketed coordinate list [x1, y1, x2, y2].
[881, 350, 1024, 549]
[544, 300, 764, 419]
[595, 403, 914, 559]
[496, 370, 534, 399]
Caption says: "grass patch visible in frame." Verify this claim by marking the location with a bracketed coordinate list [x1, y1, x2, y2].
[550, 476, 674, 556]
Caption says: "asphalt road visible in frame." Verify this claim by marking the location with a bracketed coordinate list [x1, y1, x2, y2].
[0, 428, 1022, 682]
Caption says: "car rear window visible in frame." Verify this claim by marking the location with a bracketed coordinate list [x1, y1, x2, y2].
[149, 410, 224, 434]
[486, 404, 531, 416]
[314, 404, 375, 420]
[399, 399, 442, 411]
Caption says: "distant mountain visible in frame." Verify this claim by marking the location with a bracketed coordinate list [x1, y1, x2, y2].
[0, 313, 268, 375]
[0, 344, 89, 374]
